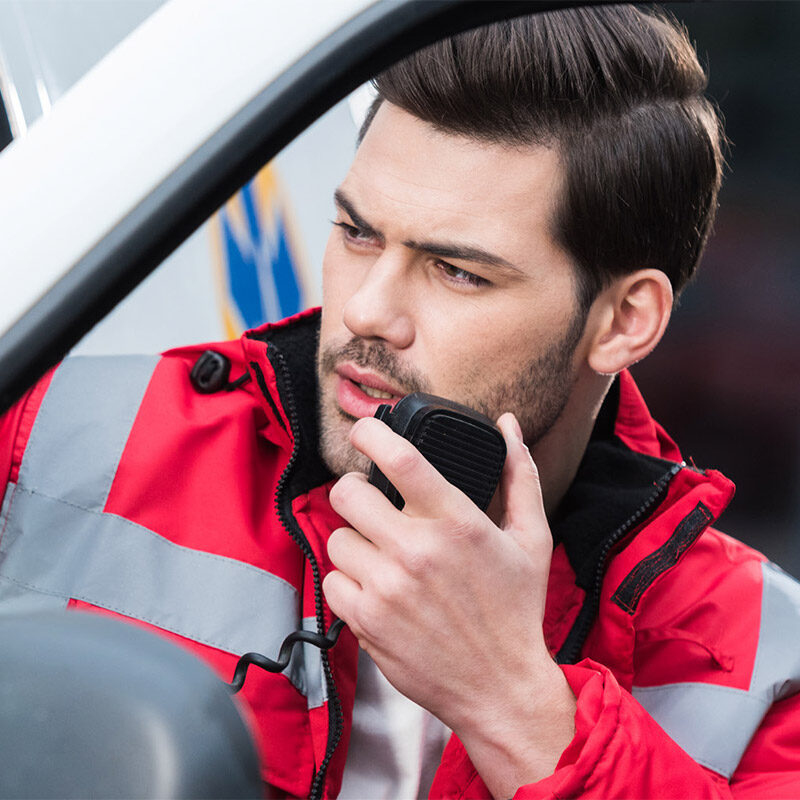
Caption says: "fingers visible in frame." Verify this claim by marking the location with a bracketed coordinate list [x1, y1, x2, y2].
[495, 413, 547, 532]
[322, 568, 362, 625]
[327, 523, 382, 584]
[347, 416, 469, 519]
[328, 471, 405, 547]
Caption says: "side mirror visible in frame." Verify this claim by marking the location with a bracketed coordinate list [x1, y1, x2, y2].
[0, 612, 262, 799]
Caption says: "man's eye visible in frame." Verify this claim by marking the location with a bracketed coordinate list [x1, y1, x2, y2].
[332, 221, 375, 244]
[436, 261, 488, 288]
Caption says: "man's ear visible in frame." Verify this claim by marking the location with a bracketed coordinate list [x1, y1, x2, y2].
[585, 269, 673, 375]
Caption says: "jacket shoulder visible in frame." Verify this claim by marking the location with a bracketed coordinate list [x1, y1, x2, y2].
[3, 341, 274, 485]
[632, 528, 769, 688]
[630, 529, 800, 778]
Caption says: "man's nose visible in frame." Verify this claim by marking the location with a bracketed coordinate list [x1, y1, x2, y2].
[342, 251, 415, 348]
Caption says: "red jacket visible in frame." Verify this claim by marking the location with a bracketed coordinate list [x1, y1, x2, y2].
[1, 308, 799, 799]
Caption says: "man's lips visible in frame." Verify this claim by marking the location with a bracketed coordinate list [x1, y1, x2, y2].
[335, 364, 404, 419]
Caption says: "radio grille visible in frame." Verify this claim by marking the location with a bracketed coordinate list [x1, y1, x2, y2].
[415, 412, 506, 511]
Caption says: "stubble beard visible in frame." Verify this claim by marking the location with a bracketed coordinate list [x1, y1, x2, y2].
[317, 313, 585, 478]
[317, 339, 429, 476]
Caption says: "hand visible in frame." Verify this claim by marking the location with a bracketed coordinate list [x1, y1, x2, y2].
[322, 412, 575, 796]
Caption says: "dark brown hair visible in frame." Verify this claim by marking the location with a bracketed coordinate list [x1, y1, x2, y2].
[362, 6, 724, 311]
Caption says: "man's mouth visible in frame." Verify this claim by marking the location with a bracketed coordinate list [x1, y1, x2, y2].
[334, 364, 404, 419]
[354, 382, 394, 400]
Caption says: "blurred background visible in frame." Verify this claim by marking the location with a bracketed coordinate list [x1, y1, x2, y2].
[1, 1, 798, 573]
[635, 3, 800, 575]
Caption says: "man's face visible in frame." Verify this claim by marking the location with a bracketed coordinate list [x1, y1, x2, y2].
[318, 103, 587, 476]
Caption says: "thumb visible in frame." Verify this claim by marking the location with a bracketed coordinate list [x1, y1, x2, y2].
[495, 413, 548, 538]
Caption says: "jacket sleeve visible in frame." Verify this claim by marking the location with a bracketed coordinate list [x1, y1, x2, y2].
[731, 689, 800, 797]
[431, 657, 800, 799]
[0, 390, 32, 492]
[515, 660, 733, 799]
[0, 398, 22, 491]
[524, 658, 800, 800]
[0, 371, 55, 500]
[429, 660, 731, 799]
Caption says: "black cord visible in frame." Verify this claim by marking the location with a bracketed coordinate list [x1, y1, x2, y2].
[224, 372, 251, 391]
[228, 618, 346, 693]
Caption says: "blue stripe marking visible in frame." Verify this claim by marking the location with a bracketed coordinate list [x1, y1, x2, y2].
[221, 178, 304, 329]
[223, 204, 265, 329]
[271, 210, 302, 317]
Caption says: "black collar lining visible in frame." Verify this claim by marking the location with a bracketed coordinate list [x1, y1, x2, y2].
[550, 380, 678, 590]
[247, 311, 334, 498]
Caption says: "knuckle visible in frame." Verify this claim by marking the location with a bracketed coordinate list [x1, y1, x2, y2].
[322, 570, 343, 610]
[329, 473, 361, 510]
[378, 563, 415, 612]
[399, 542, 435, 578]
[386, 443, 419, 478]
[326, 527, 347, 560]
[373, 563, 405, 601]
[328, 481, 345, 510]
[447, 509, 480, 541]
[353, 598, 384, 641]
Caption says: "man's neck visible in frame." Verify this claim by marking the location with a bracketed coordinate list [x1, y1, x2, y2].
[533, 371, 615, 518]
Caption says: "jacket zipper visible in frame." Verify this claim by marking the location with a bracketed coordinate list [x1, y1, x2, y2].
[556, 462, 683, 665]
[253, 351, 344, 800]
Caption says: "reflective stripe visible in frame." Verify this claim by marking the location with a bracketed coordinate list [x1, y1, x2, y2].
[0, 479, 13, 529]
[632, 680, 765, 777]
[0, 480, 69, 614]
[751, 562, 800, 702]
[18, 355, 159, 511]
[0, 573, 71, 614]
[633, 561, 800, 777]
[0, 479, 69, 614]
[288, 616, 329, 710]
[0, 355, 326, 703]
[0, 484, 302, 657]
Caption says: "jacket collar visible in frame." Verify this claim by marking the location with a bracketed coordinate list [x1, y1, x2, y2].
[246, 308, 334, 500]
[550, 373, 688, 590]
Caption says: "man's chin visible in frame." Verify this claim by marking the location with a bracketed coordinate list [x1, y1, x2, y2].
[321, 443, 373, 478]
[319, 413, 373, 477]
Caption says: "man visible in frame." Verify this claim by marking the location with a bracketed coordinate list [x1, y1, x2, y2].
[1, 5, 799, 799]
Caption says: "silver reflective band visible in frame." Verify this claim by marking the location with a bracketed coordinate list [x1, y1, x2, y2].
[292, 616, 329, 709]
[633, 561, 800, 777]
[18, 355, 159, 511]
[0, 482, 70, 616]
[0, 485, 302, 657]
[632, 680, 764, 777]
[0, 355, 326, 703]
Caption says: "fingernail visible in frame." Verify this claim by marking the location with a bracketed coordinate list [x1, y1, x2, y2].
[511, 415, 523, 442]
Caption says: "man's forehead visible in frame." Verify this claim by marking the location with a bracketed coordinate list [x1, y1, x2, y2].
[339, 103, 564, 260]
[356, 103, 557, 191]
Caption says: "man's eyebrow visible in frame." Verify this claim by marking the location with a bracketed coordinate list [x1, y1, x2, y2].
[334, 188, 522, 275]
[333, 189, 382, 240]
[402, 238, 522, 274]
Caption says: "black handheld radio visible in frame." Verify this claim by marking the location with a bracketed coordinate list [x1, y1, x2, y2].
[367, 392, 507, 512]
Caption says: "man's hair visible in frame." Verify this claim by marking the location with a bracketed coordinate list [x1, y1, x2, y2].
[361, 5, 724, 312]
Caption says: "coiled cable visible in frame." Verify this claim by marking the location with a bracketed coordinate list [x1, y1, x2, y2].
[228, 618, 346, 693]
